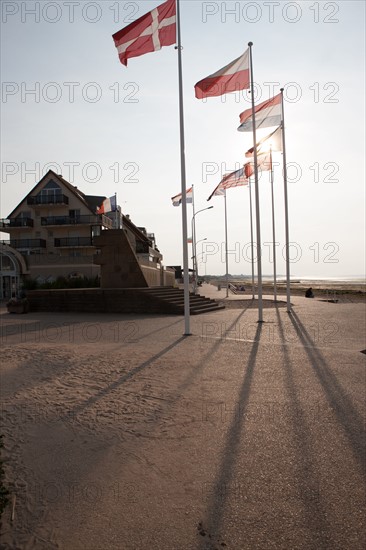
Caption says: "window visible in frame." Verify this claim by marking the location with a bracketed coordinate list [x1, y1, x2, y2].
[69, 209, 81, 218]
[16, 211, 31, 219]
[39, 180, 62, 200]
[91, 226, 101, 237]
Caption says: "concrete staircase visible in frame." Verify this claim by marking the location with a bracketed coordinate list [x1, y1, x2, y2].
[26, 286, 225, 315]
[139, 287, 225, 315]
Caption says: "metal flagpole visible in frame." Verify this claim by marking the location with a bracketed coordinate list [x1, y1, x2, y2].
[248, 178, 255, 300]
[270, 147, 277, 301]
[176, 0, 191, 334]
[248, 42, 263, 322]
[280, 88, 291, 313]
[114, 192, 118, 228]
[224, 189, 229, 297]
[192, 184, 197, 294]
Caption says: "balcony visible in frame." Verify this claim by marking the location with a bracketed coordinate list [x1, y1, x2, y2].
[27, 194, 69, 206]
[54, 237, 94, 248]
[41, 214, 113, 229]
[0, 217, 34, 228]
[6, 239, 47, 249]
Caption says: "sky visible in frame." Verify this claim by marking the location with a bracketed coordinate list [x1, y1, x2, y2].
[1, 0, 365, 279]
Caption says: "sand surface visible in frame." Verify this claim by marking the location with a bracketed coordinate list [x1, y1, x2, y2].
[0, 285, 365, 549]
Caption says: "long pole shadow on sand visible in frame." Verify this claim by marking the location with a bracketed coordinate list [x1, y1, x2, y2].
[197, 323, 262, 549]
[288, 310, 365, 473]
[63, 308, 250, 423]
[275, 307, 331, 548]
[63, 335, 188, 420]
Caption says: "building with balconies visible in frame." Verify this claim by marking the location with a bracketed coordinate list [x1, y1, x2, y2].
[0, 170, 169, 299]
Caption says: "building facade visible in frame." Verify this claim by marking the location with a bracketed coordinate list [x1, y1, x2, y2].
[0, 170, 168, 299]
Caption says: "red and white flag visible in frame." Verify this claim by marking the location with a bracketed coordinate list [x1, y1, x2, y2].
[245, 126, 282, 157]
[112, 0, 176, 67]
[238, 93, 282, 132]
[244, 152, 272, 179]
[207, 167, 248, 201]
[172, 187, 193, 206]
[195, 49, 250, 99]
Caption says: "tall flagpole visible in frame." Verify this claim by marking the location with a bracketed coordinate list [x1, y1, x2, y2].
[270, 147, 277, 301]
[280, 88, 291, 313]
[248, 178, 255, 300]
[192, 184, 197, 293]
[176, 0, 191, 334]
[248, 42, 263, 322]
[224, 189, 229, 297]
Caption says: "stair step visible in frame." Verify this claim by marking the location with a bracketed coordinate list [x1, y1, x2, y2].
[191, 305, 226, 315]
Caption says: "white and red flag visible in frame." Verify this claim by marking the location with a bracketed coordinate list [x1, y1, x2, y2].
[171, 187, 193, 206]
[245, 126, 282, 157]
[112, 0, 176, 67]
[207, 167, 248, 201]
[238, 93, 282, 132]
[244, 152, 272, 178]
[195, 49, 250, 99]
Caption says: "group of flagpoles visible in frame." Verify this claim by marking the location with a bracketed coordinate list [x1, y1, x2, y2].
[176, 0, 191, 335]
[177, 32, 290, 329]
[241, 46, 291, 319]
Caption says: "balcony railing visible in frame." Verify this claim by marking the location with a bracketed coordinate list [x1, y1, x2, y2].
[41, 214, 113, 228]
[27, 194, 69, 206]
[5, 239, 47, 249]
[136, 241, 150, 254]
[54, 237, 94, 248]
[0, 218, 34, 228]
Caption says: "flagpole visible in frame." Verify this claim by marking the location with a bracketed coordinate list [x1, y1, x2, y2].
[248, 42, 263, 322]
[176, 0, 191, 334]
[280, 88, 291, 313]
[248, 178, 255, 300]
[192, 184, 197, 294]
[114, 191, 118, 228]
[224, 189, 229, 297]
[270, 147, 277, 301]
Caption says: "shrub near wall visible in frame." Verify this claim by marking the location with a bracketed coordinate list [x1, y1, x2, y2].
[23, 276, 100, 290]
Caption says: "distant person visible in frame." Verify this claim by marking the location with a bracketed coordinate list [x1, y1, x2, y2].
[305, 287, 314, 298]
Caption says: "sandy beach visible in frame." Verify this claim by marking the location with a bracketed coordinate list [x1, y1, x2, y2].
[0, 284, 365, 549]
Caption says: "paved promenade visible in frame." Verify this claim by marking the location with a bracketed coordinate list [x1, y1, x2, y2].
[0, 285, 365, 549]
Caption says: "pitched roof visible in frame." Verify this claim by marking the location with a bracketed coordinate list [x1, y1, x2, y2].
[7, 170, 104, 217]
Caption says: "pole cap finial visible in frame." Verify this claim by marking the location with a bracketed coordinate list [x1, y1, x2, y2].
[248, 41, 253, 47]
[280, 87, 284, 92]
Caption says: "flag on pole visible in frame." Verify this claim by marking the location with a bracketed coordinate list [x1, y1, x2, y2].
[207, 167, 248, 201]
[171, 187, 193, 206]
[195, 49, 250, 99]
[97, 195, 117, 214]
[112, 0, 176, 67]
[238, 93, 282, 132]
[244, 151, 272, 178]
[187, 236, 193, 244]
[245, 125, 282, 157]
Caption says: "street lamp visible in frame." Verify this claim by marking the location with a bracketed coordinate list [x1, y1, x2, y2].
[191, 206, 213, 293]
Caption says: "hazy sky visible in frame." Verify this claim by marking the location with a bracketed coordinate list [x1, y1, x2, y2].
[1, 0, 365, 278]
